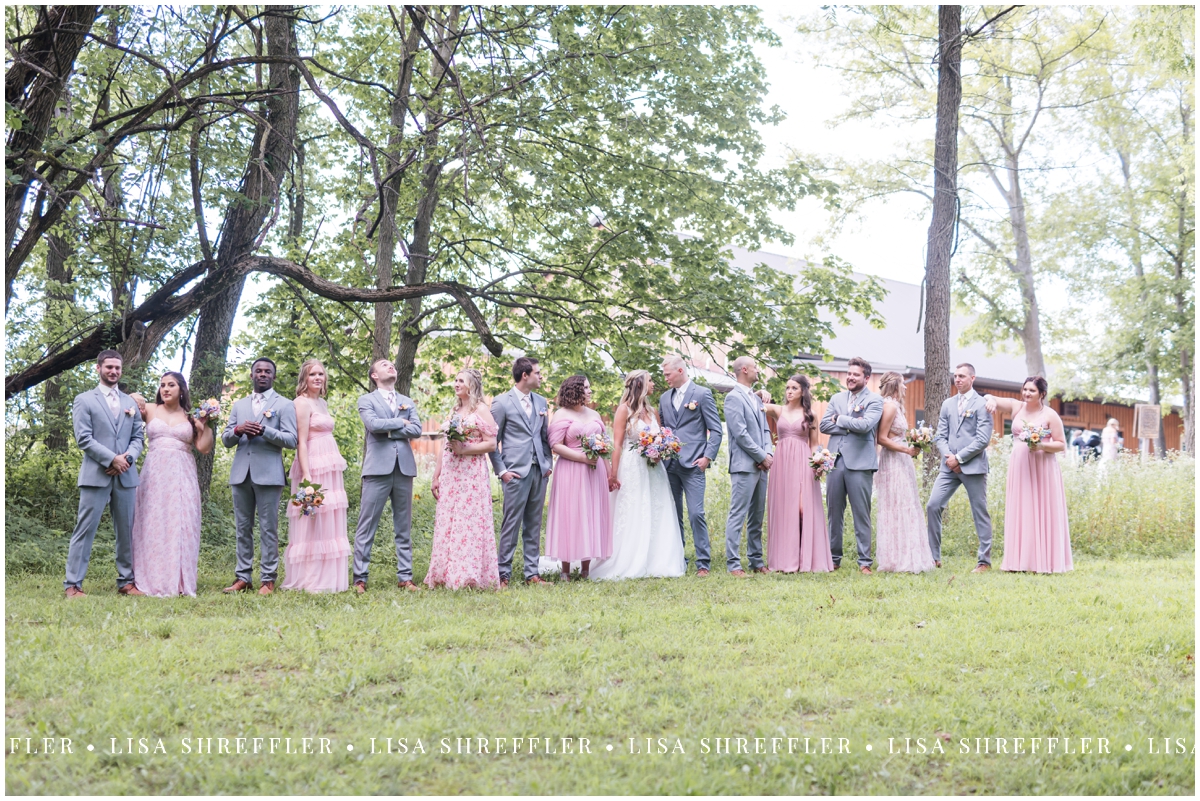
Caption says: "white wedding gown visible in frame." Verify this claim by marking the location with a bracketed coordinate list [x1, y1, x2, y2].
[590, 419, 686, 580]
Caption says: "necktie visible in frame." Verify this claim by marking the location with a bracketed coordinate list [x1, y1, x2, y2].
[674, 387, 685, 412]
[958, 393, 967, 416]
[520, 393, 532, 417]
[105, 388, 119, 418]
[387, 392, 397, 413]
[252, 393, 264, 416]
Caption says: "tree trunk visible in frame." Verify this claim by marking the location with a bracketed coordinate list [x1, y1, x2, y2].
[5, 5, 99, 307]
[922, 5, 962, 490]
[43, 232, 74, 450]
[394, 7, 460, 396]
[1175, 101, 1195, 454]
[189, 7, 301, 495]
[1004, 150, 1046, 378]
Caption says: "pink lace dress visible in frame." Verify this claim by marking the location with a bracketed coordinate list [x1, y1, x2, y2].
[766, 414, 833, 572]
[425, 411, 501, 589]
[282, 410, 350, 592]
[874, 400, 935, 573]
[1001, 419, 1072, 573]
[131, 418, 201, 597]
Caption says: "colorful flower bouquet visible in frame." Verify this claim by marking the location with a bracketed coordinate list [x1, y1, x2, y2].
[810, 446, 836, 481]
[291, 480, 325, 516]
[580, 431, 614, 469]
[444, 414, 478, 443]
[631, 427, 682, 467]
[905, 424, 935, 454]
[1018, 425, 1052, 450]
[192, 398, 222, 426]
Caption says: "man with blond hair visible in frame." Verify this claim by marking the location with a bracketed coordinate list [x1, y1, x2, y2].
[722, 355, 773, 576]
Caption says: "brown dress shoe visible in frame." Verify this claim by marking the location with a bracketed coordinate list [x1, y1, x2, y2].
[397, 580, 420, 592]
[223, 579, 252, 593]
[971, 564, 991, 574]
[525, 576, 550, 586]
[498, 579, 509, 589]
[934, 560, 942, 568]
[354, 581, 366, 595]
[754, 567, 770, 574]
[832, 562, 841, 570]
[860, 566, 873, 575]
[696, 568, 709, 577]
[118, 584, 146, 596]
[258, 581, 275, 595]
[729, 569, 747, 577]
[64, 586, 87, 598]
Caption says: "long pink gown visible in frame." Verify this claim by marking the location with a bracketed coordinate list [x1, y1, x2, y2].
[1001, 419, 1073, 573]
[282, 410, 350, 592]
[874, 400, 935, 573]
[766, 414, 833, 573]
[425, 412, 500, 590]
[131, 418, 201, 597]
[545, 416, 613, 562]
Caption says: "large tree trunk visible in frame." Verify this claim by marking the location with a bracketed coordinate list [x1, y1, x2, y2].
[1005, 154, 1046, 378]
[5, 5, 99, 308]
[43, 232, 75, 450]
[922, 4, 962, 490]
[189, 7, 301, 494]
[394, 7, 460, 396]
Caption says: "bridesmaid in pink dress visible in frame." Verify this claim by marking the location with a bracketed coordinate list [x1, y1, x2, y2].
[873, 372, 935, 573]
[129, 373, 214, 597]
[761, 375, 833, 573]
[426, 369, 501, 590]
[985, 377, 1073, 573]
[282, 360, 351, 593]
[545, 374, 613, 580]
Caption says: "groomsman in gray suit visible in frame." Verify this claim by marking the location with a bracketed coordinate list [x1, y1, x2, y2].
[63, 350, 146, 597]
[926, 362, 994, 573]
[490, 356, 553, 588]
[820, 356, 884, 573]
[722, 355, 773, 576]
[659, 354, 723, 576]
[222, 358, 298, 595]
[353, 358, 423, 593]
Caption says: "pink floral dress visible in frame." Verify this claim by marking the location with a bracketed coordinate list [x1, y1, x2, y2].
[131, 418, 201, 596]
[425, 411, 500, 589]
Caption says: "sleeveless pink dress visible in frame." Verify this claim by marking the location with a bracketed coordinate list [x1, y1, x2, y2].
[282, 410, 350, 592]
[425, 412, 501, 589]
[545, 416, 612, 562]
[874, 400, 935, 573]
[132, 418, 201, 596]
[766, 414, 833, 573]
[1001, 419, 1073, 573]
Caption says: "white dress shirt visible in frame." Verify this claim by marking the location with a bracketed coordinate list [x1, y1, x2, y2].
[377, 387, 398, 413]
[673, 379, 693, 411]
[516, 388, 533, 416]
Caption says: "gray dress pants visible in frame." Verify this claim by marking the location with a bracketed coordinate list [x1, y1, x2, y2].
[497, 469, 547, 582]
[231, 479, 284, 583]
[64, 482, 136, 590]
[668, 465, 710, 571]
[925, 470, 993, 565]
[725, 470, 767, 572]
[826, 460, 874, 567]
[354, 470, 415, 584]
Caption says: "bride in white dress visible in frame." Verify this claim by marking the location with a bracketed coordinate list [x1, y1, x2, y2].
[591, 370, 686, 580]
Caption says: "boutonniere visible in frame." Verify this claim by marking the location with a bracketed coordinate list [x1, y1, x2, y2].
[853, 404, 863, 414]
[399, 404, 411, 411]
[961, 409, 975, 419]
[685, 401, 698, 411]
[124, 407, 136, 417]
[262, 408, 276, 419]
[538, 409, 547, 416]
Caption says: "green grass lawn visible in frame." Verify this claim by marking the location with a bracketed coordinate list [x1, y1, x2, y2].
[5, 555, 1194, 795]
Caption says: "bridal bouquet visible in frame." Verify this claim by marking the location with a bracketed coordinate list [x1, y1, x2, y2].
[443, 414, 478, 443]
[905, 424, 935, 453]
[631, 428, 682, 467]
[810, 446, 836, 481]
[1018, 425, 1052, 450]
[291, 480, 325, 516]
[580, 431, 614, 469]
[192, 398, 222, 426]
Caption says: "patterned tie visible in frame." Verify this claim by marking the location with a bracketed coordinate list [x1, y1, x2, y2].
[520, 393, 532, 417]
[105, 388, 119, 419]
[386, 391, 397, 413]
[252, 392, 264, 416]
[958, 392, 967, 416]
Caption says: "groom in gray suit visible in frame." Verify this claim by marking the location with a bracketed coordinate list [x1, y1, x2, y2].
[722, 355, 773, 576]
[353, 358, 424, 593]
[222, 358, 298, 595]
[820, 356, 884, 573]
[63, 350, 146, 597]
[490, 356, 553, 588]
[926, 362, 994, 573]
[659, 354, 723, 576]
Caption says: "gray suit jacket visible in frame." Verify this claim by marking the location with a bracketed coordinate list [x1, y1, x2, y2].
[489, 388, 551, 478]
[819, 389, 884, 471]
[221, 390, 299, 486]
[73, 388, 144, 488]
[933, 390, 992, 475]
[724, 385, 773, 473]
[358, 390, 422, 477]
[660, 382, 722, 469]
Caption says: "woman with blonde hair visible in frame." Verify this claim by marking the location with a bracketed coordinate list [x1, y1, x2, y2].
[281, 358, 351, 592]
[427, 368, 501, 589]
[1100, 418, 1120, 463]
[873, 371, 935, 573]
[591, 369, 686, 580]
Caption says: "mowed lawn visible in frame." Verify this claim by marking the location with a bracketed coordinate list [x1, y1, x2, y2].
[5, 555, 1194, 795]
